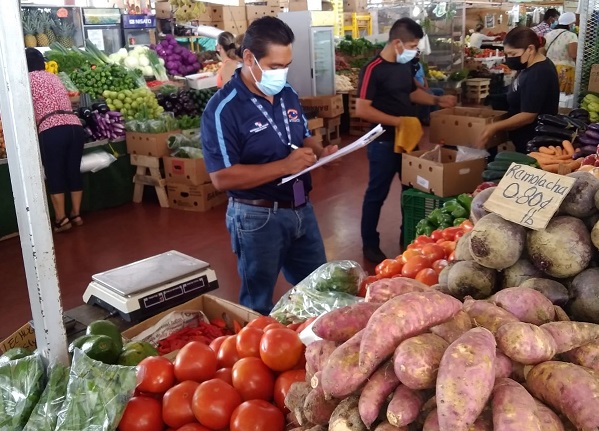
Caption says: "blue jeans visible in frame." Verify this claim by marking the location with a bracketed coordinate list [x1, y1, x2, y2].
[361, 141, 404, 249]
[226, 200, 327, 315]
[419, 88, 445, 123]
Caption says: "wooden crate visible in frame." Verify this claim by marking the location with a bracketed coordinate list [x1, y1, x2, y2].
[348, 90, 358, 117]
[131, 154, 169, 208]
[322, 116, 341, 146]
[349, 118, 370, 136]
[464, 78, 490, 104]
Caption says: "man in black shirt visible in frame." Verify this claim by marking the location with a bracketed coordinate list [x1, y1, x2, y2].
[356, 18, 457, 264]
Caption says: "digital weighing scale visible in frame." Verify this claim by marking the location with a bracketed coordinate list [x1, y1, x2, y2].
[83, 250, 218, 322]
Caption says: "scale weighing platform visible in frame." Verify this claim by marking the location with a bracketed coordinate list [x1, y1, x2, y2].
[83, 250, 218, 322]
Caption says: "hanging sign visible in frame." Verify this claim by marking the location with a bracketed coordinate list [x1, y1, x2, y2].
[483, 163, 575, 230]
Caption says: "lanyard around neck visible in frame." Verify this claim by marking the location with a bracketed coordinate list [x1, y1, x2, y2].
[250, 96, 292, 148]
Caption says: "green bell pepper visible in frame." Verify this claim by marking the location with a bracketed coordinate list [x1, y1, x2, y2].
[453, 217, 467, 226]
[457, 194, 473, 212]
[438, 213, 454, 227]
[416, 219, 435, 236]
[451, 206, 468, 219]
[427, 209, 445, 227]
[442, 200, 468, 219]
[438, 223, 453, 230]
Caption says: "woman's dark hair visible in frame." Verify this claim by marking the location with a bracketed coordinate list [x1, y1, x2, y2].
[217, 31, 238, 60]
[475, 23, 485, 32]
[504, 26, 541, 50]
[389, 18, 424, 42]
[544, 8, 560, 22]
[238, 16, 294, 60]
[25, 48, 45, 72]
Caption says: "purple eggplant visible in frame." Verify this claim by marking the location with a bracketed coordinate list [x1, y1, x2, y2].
[578, 133, 599, 146]
[588, 123, 599, 133]
[585, 128, 599, 141]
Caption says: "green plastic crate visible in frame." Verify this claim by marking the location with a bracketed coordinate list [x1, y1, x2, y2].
[401, 188, 456, 248]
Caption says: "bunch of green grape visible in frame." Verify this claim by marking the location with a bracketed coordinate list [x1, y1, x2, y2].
[70, 64, 137, 99]
[103, 87, 164, 121]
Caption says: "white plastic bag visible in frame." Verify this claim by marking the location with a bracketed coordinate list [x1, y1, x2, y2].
[456, 146, 489, 161]
[80, 151, 117, 173]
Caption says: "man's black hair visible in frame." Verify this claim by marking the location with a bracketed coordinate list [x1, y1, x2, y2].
[25, 48, 45, 72]
[389, 18, 424, 43]
[238, 16, 295, 60]
[544, 8, 560, 22]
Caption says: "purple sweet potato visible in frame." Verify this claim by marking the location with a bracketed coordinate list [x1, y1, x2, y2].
[312, 302, 382, 342]
[358, 360, 399, 428]
[364, 277, 431, 303]
[430, 310, 472, 344]
[495, 322, 557, 365]
[386, 384, 424, 428]
[562, 340, 599, 371]
[305, 340, 337, 380]
[310, 371, 321, 389]
[423, 409, 440, 431]
[374, 420, 408, 431]
[540, 321, 599, 353]
[526, 361, 599, 430]
[328, 395, 366, 431]
[492, 378, 541, 431]
[393, 333, 448, 390]
[494, 350, 513, 379]
[321, 330, 372, 399]
[303, 385, 341, 425]
[359, 291, 462, 373]
[436, 327, 497, 430]
[423, 408, 493, 431]
[463, 297, 520, 335]
[491, 286, 556, 325]
[534, 400, 566, 431]
[285, 382, 313, 426]
[554, 305, 571, 321]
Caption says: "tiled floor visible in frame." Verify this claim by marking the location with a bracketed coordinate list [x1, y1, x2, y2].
[0, 142, 406, 339]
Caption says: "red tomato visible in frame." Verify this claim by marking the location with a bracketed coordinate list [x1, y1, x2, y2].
[230, 400, 285, 431]
[413, 235, 436, 245]
[401, 248, 423, 264]
[176, 424, 211, 431]
[232, 357, 275, 401]
[375, 258, 394, 275]
[415, 268, 439, 286]
[163, 381, 200, 428]
[214, 367, 233, 385]
[119, 396, 164, 431]
[236, 327, 264, 358]
[246, 316, 279, 330]
[209, 336, 229, 354]
[358, 275, 378, 297]
[218, 335, 241, 368]
[454, 230, 465, 241]
[460, 220, 474, 232]
[430, 229, 444, 241]
[377, 259, 403, 278]
[263, 323, 286, 332]
[137, 356, 176, 394]
[442, 227, 462, 241]
[438, 240, 457, 257]
[406, 243, 421, 250]
[431, 259, 449, 275]
[174, 341, 218, 383]
[192, 379, 242, 430]
[273, 369, 306, 413]
[259, 328, 303, 372]
[420, 243, 445, 263]
[401, 255, 431, 279]
[448, 251, 457, 261]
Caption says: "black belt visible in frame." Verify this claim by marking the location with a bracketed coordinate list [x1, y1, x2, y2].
[232, 197, 307, 209]
[36, 109, 78, 132]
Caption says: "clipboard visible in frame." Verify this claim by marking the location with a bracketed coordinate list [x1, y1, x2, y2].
[279, 124, 385, 185]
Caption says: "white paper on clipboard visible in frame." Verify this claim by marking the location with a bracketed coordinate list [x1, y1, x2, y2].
[280, 124, 385, 185]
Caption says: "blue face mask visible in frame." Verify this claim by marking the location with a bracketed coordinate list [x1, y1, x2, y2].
[396, 41, 418, 64]
[251, 55, 288, 96]
[550, 21, 558, 29]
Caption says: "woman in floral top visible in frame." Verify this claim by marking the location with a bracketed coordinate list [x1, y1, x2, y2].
[26, 48, 85, 232]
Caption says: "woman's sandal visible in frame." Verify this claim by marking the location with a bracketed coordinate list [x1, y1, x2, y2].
[54, 217, 72, 233]
[69, 214, 84, 227]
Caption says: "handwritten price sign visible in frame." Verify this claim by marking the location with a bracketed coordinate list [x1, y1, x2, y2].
[484, 163, 575, 230]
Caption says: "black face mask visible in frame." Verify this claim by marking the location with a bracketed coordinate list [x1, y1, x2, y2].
[505, 49, 531, 71]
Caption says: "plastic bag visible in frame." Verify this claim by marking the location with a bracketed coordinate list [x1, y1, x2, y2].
[456, 146, 489, 161]
[80, 151, 117, 173]
[270, 261, 366, 324]
[172, 146, 204, 159]
[167, 134, 202, 151]
[0, 354, 45, 431]
[57, 72, 78, 93]
[54, 349, 137, 431]
[23, 363, 69, 431]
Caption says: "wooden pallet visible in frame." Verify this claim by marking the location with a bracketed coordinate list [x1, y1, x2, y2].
[131, 154, 169, 208]
[348, 90, 358, 117]
[349, 118, 371, 136]
[323, 116, 342, 146]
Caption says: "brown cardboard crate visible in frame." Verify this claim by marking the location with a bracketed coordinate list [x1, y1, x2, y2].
[588, 64, 599, 93]
[401, 148, 486, 197]
[300, 94, 344, 118]
[155, 1, 172, 18]
[288, 0, 323, 11]
[203, 20, 248, 35]
[221, 5, 247, 20]
[344, 0, 367, 12]
[0, 323, 36, 354]
[245, 5, 279, 19]
[429, 107, 508, 148]
[307, 117, 324, 131]
[163, 157, 211, 186]
[168, 183, 227, 212]
[349, 117, 370, 136]
[126, 131, 180, 157]
[122, 295, 261, 341]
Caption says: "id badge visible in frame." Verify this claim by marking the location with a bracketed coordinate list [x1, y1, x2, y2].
[293, 180, 306, 208]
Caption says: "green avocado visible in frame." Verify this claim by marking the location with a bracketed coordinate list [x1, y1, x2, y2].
[81, 335, 121, 364]
[86, 320, 123, 351]
[117, 341, 159, 366]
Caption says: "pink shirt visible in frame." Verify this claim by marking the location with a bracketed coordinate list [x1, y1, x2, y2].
[29, 70, 80, 133]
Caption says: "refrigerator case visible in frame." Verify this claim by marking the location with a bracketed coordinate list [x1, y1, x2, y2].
[122, 14, 157, 48]
[278, 11, 336, 97]
[82, 8, 123, 54]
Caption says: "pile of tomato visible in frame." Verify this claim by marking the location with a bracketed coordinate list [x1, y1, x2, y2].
[118, 316, 308, 431]
[360, 220, 474, 294]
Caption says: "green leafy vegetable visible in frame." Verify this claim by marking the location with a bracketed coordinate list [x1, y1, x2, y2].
[23, 363, 69, 431]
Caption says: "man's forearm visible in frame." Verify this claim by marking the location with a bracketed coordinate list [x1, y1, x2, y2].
[493, 112, 537, 132]
[410, 88, 438, 106]
[303, 136, 324, 158]
[355, 103, 399, 127]
[210, 161, 289, 191]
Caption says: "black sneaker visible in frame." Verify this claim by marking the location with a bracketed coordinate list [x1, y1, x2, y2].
[363, 246, 387, 264]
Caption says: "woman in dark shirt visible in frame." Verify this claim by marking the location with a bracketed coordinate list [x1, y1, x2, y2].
[477, 26, 560, 152]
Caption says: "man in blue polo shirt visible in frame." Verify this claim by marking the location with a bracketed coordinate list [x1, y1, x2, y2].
[200, 16, 338, 315]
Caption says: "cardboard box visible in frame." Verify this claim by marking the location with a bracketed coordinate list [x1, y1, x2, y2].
[155, 1, 172, 19]
[0, 323, 36, 354]
[126, 131, 180, 158]
[221, 5, 247, 20]
[310, 11, 336, 25]
[344, 0, 367, 12]
[168, 182, 227, 212]
[429, 107, 508, 148]
[401, 148, 486, 197]
[288, 0, 322, 11]
[300, 94, 344, 118]
[164, 157, 211, 186]
[246, 5, 279, 19]
[588, 64, 599, 93]
[122, 295, 261, 341]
